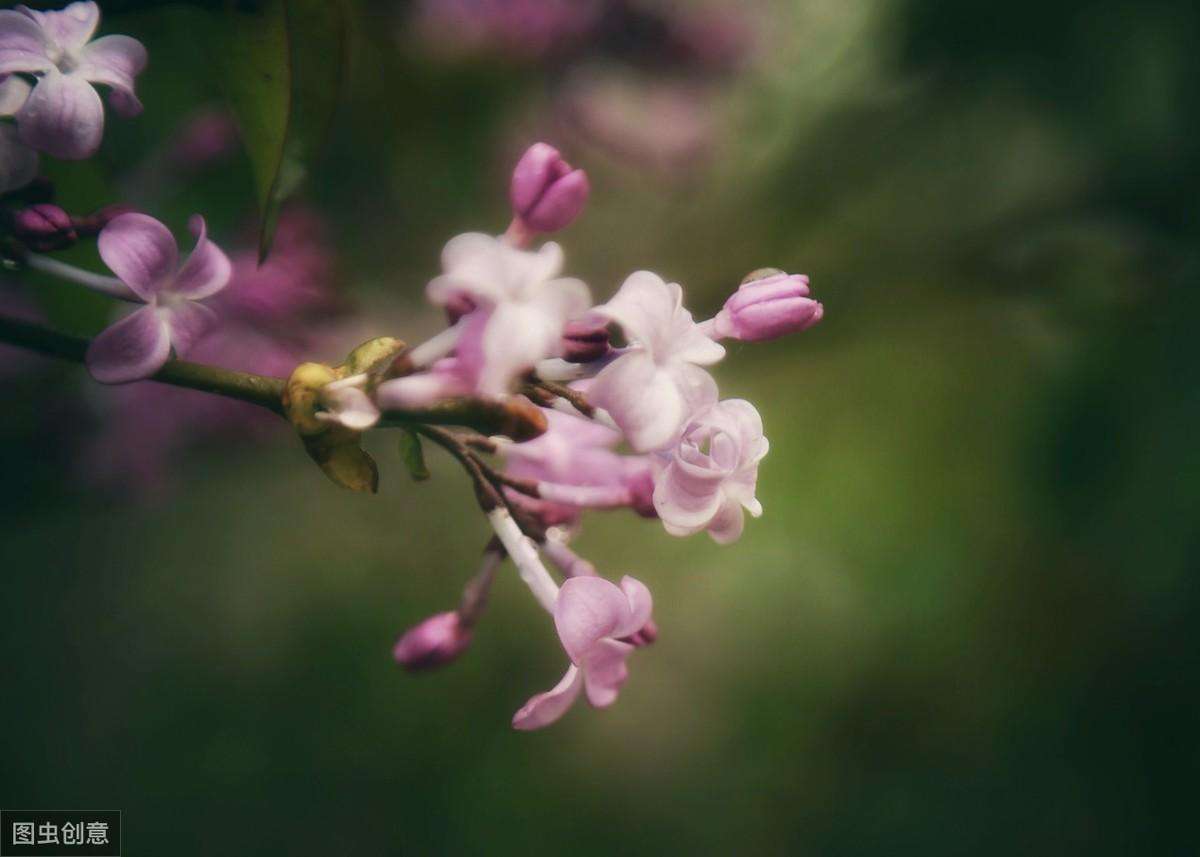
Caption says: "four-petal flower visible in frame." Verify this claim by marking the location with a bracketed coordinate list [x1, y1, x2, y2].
[86, 213, 232, 383]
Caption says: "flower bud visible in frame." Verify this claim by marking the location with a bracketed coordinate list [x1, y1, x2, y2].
[711, 270, 823, 342]
[11, 204, 76, 252]
[561, 316, 610, 363]
[71, 204, 137, 238]
[509, 142, 589, 233]
[443, 291, 477, 325]
[393, 612, 473, 671]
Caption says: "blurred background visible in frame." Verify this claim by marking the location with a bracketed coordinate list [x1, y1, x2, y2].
[2, 0, 1198, 853]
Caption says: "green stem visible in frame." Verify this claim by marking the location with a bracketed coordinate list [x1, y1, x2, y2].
[0, 314, 286, 414]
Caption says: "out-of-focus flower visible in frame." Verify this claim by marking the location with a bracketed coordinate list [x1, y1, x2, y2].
[709, 270, 823, 342]
[587, 270, 723, 452]
[0, 75, 37, 193]
[509, 142, 590, 234]
[166, 108, 239, 172]
[0, 1, 147, 159]
[513, 574, 653, 730]
[382, 233, 590, 402]
[560, 315, 610, 363]
[653, 398, 767, 544]
[393, 612, 473, 671]
[9, 203, 75, 251]
[558, 71, 715, 176]
[411, 0, 604, 61]
[315, 374, 380, 431]
[86, 213, 231, 383]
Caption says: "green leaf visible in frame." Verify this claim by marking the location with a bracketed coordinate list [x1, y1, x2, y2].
[398, 429, 431, 482]
[217, 0, 346, 261]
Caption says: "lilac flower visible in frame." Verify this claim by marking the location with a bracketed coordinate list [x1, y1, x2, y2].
[709, 271, 823, 342]
[653, 399, 768, 544]
[412, 0, 603, 61]
[503, 408, 656, 524]
[393, 612, 473, 671]
[512, 574, 653, 730]
[316, 374, 380, 431]
[509, 142, 589, 234]
[0, 74, 37, 193]
[587, 271, 723, 452]
[85, 213, 231, 384]
[9, 203, 76, 251]
[381, 232, 590, 403]
[0, 1, 147, 159]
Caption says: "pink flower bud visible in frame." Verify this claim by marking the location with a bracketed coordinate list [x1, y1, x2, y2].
[509, 142, 590, 233]
[711, 270, 823, 342]
[11, 204, 76, 252]
[561, 316, 610, 363]
[392, 611, 473, 671]
[443, 291, 477, 325]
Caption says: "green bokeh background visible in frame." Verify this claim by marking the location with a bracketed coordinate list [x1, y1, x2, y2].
[3, 0, 1198, 854]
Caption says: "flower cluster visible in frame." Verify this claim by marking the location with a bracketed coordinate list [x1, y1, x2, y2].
[0, 2, 824, 733]
[383, 141, 822, 729]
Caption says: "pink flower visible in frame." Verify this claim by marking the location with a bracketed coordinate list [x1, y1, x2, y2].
[512, 574, 653, 730]
[710, 271, 823, 342]
[509, 142, 589, 234]
[588, 271, 723, 452]
[0, 2, 147, 159]
[85, 213, 231, 384]
[412, 0, 603, 61]
[393, 612, 473, 671]
[653, 399, 768, 544]
[383, 232, 590, 402]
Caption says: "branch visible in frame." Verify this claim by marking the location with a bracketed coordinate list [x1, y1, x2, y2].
[0, 314, 286, 413]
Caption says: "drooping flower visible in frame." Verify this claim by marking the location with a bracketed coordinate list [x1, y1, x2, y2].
[0, 74, 37, 193]
[653, 398, 768, 544]
[709, 270, 822, 342]
[0, 1, 147, 159]
[587, 270, 723, 452]
[382, 232, 590, 403]
[86, 213, 231, 383]
[512, 574, 653, 730]
[503, 408, 656, 523]
[509, 142, 589, 234]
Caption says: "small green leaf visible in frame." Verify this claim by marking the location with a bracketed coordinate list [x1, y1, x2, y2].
[398, 429, 431, 482]
[217, 0, 346, 261]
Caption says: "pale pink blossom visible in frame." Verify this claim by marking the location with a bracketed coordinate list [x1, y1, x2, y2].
[382, 232, 590, 402]
[587, 271, 723, 452]
[512, 574, 653, 730]
[509, 142, 589, 234]
[85, 213, 231, 383]
[653, 399, 768, 544]
[0, 2, 147, 159]
[316, 374, 380, 430]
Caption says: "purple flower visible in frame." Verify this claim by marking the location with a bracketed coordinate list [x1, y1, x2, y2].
[85, 213, 231, 384]
[9, 203, 76, 251]
[0, 1, 147, 159]
[412, 0, 603, 61]
[653, 399, 768, 544]
[393, 612, 473, 671]
[0, 75, 37, 193]
[587, 271, 723, 452]
[509, 142, 590, 234]
[512, 574, 653, 730]
[560, 315, 610, 363]
[710, 271, 823, 342]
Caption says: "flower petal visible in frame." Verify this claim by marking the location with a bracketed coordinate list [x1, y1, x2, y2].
[78, 34, 147, 117]
[172, 215, 231, 300]
[581, 638, 634, 707]
[706, 497, 746, 544]
[85, 304, 170, 383]
[588, 350, 689, 452]
[163, 300, 217, 356]
[512, 665, 583, 731]
[617, 576, 653, 639]
[0, 73, 32, 115]
[474, 301, 564, 396]
[554, 575, 633, 664]
[653, 459, 724, 537]
[21, 2, 99, 53]
[97, 213, 179, 300]
[318, 380, 381, 431]
[0, 10, 50, 76]
[15, 67, 103, 159]
[0, 123, 38, 194]
[594, 270, 677, 355]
